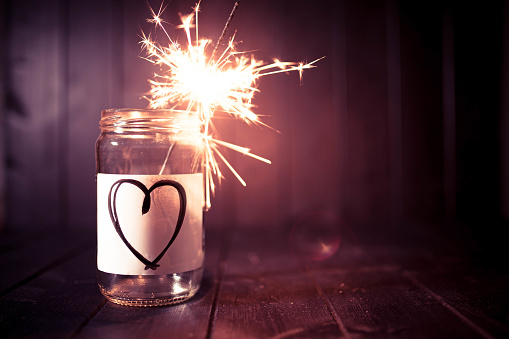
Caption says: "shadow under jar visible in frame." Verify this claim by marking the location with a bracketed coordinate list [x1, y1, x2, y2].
[96, 108, 205, 306]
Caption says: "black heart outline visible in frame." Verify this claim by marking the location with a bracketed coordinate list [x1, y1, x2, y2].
[108, 179, 187, 270]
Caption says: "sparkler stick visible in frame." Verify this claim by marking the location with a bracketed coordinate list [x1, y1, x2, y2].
[158, 142, 175, 175]
[141, 1, 322, 209]
[211, 1, 240, 61]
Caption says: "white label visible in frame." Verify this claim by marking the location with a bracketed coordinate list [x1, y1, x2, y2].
[97, 173, 204, 275]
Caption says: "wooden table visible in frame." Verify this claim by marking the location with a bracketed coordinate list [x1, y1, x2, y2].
[1, 225, 508, 338]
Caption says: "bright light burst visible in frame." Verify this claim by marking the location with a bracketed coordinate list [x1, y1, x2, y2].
[141, 2, 322, 209]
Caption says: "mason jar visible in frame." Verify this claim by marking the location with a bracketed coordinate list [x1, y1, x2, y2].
[96, 108, 205, 306]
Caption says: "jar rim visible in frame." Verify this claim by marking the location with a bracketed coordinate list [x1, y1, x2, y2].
[100, 108, 202, 132]
[101, 108, 196, 119]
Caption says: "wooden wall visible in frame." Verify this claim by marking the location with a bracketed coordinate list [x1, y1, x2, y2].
[1, 0, 507, 245]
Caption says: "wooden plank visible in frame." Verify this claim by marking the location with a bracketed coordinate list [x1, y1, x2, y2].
[454, 3, 503, 224]
[331, 0, 350, 226]
[313, 265, 486, 338]
[1, 227, 508, 338]
[232, 0, 295, 229]
[210, 228, 342, 338]
[386, 0, 403, 226]
[284, 0, 340, 223]
[343, 0, 390, 226]
[442, 6, 457, 224]
[0, 230, 56, 256]
[0, 247, 105, 339]
[67, 0, 118, 229]
[0, 0, 6, 232]
[399, 2, 444, 223]
[76, 224, 224, 339]
[502, 0, 509, 220]
[0, 230, 93, 294]
[307, 228, 508, 338]
[405, 267, 509, 338]
[121, 0, 151, 109]
[4, 0, 63, 229]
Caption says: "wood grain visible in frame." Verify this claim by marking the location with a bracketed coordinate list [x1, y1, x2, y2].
[4, 0, 64, 229]
[0, 227, 508, 338]
[0, 247, 104, 339]
[399, 2, 445, 225]
[67, 0, 117, 229]
[210, 228, 343, 338]
[0, 230, 93, 294]
[0, 0, 6, 231]
[405, 267, 509, 338]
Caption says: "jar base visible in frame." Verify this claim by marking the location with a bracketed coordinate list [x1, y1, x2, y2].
[97, 267, 203, 307]
[101, 290, 196, 307]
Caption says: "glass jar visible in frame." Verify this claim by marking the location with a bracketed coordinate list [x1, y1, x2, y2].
[96, 108, 205, 306]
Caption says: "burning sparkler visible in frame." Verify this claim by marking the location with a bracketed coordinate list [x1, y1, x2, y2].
[141, 1, 322, 209]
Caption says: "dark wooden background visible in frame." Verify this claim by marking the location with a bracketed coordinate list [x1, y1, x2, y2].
[1, 0, 508, 261]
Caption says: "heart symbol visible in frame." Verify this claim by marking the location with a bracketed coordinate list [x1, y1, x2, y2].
[108, 179, 187, 270]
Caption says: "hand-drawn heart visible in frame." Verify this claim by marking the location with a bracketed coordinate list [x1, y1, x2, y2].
[108, 179, 187, 270]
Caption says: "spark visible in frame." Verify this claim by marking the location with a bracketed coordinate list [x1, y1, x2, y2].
[141, 2, 322, 209]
